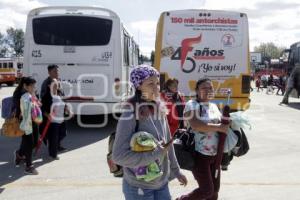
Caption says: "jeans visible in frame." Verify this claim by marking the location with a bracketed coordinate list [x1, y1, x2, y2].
[122, 179, 171, 200]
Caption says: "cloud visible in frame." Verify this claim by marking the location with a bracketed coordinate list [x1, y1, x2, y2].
[1, 0, 300, 53]
[234, 8, 272, 19]
[255, 1, 300, 10]
[294, 32, 300, 38]
[0, 0, 46, 33]
[129, 20, 157, 55]
[264, 23, 285, 30]
[130, 21, 157, 37]
[0, 0, 46, 14]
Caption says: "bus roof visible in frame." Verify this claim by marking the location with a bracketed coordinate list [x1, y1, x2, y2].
[161, 9, 247, 16]
[290, 41, 300, 47]
[28, 6, 119, 19]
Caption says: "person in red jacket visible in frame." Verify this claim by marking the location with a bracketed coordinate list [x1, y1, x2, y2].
[161, 78, 185, 136]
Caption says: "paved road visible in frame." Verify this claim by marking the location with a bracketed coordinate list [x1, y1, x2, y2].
[0, 86, 300, 200]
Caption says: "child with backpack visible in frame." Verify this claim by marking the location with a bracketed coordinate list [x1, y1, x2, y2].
[14, 77, 41, 175]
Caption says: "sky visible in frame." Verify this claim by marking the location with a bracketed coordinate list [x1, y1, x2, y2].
[1, 0, 300, 56]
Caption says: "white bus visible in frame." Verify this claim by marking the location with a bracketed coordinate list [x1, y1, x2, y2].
[0, 57, 23, 86]
[23, 6, 139, 115]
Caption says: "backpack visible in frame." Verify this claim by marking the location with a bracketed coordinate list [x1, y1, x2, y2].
[107, 119, 139, 177]
[232, 128, 250, 157]
[1, 96, 13, 119]
[221, 128, 250, 170]
[107, 132, 123, 177]
[1, 96, 25, 137]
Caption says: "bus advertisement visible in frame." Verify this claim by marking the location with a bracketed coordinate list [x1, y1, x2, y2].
[154, 10, 251, 111]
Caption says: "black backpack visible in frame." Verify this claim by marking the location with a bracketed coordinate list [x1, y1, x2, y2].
[221, 128, 250, 170]
[107, 119, 139, 177]
[232, 128, 250, 157]
[107, 132, 123, 177]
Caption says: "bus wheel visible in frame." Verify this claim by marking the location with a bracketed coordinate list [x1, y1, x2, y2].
[6, 82, 15, 86]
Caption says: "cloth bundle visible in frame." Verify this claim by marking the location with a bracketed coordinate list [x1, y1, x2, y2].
[130, 131, 162, 182]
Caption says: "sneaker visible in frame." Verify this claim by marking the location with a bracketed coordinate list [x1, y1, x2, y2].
[50, 156, 60, 160]
[14, 150, 24, 167]
[24, 166, 38, 175]
[221, 165, 228, 171]
[58, 146, 67, 152]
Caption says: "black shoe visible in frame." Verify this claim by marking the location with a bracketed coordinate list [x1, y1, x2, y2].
[221, 165, 228, 171]
[58, 146, 67, 152]
[280, 101, 288, 105]
[24, 166, 38, 175]
[50, 156, 60, 160]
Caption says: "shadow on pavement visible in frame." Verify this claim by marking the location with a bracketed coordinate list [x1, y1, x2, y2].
[286, 102, 300, 110]
[0, 114, 118, 190]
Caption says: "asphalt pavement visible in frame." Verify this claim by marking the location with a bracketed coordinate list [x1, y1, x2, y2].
[0, 86, 300, 200]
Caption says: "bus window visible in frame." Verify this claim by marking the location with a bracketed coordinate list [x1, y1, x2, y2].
[123, 35, 130, 66]
[298, 47, 300, 64]
[17, 63, 23, 69]
[0, 63, 2, 68]
[9, 62, 13, 68]
[33, 16, 113, 46]
[3, 63, 7, 68]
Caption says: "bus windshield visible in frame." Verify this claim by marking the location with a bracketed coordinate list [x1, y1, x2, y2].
[33, 16, 113, 46]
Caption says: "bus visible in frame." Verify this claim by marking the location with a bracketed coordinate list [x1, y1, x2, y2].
[154, 10, 251, 111]
[0, 57, 23, 86]
[23, 6, 139, 115]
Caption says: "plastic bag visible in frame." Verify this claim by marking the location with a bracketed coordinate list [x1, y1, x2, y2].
[31, 97, 43, 124]
[224, 128, 239, 153]
[230, 111, 251, 131]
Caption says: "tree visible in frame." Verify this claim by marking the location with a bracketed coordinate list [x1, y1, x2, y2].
[0, 32, 8, 57]
[6, 27, 25, 56]
[139, 54, 151, 64]
[254, 42, 286, 59]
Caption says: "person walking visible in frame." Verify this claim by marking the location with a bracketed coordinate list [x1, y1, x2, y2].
[40, 64, 67, 154]
[161, 78, 185, 136]
[266, 74, 274, 94]
[176, 78, 229, 200]
[281, 72, 295, 104]
[276, 75, 285, 95]
[46, 79, 72, 160]
[14, 77, 40, 175]
[112, 65, 187, 200]
[256, 76, 262, 92]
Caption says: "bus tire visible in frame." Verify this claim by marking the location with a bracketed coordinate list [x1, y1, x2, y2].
[6, 82, 15, 86]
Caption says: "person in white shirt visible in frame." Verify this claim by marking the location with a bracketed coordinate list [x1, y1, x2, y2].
[47, 79, 72, 159]
[176, 78, 229, 200]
